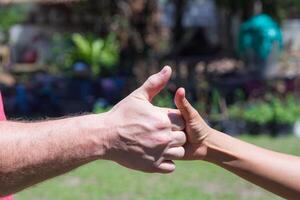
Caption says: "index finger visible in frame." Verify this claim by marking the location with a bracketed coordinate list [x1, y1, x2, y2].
[160, 108, 185, 131]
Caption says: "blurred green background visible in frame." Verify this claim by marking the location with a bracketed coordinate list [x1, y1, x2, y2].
[17, 135, 299, 200]
[0, 0, 300, 199]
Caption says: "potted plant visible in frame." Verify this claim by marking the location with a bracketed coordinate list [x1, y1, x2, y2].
[228, 100, 274, 135]
[270, 95, 300, 136]
[71, 33, 120, 77]
[225, 103, 247, 135]
[244, 102, 274, 135]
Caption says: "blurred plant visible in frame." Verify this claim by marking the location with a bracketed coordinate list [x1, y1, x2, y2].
[228, 103, 244, 120]
[93, 105, 112, 114]
[71, 33, 120, 76]
[93, 98, 112, 114]
[0, 5, 28, 43]
[271, 95, 300, 124]
[193, 101, 206, 113]
[244, 102, 274, 125]
[48, 34, 74, 73]
[211, 89, 221, 115]
[233, 89, 246, 103]
[229, 101, 273, 125]
[286, 95, 300, 121]
[228, 94, 300, 125]
[153, 92, 174, 108]
[0, 6, 28, 32]
[204, 89, 224, 121]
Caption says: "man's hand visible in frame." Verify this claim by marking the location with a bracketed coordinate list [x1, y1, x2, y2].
[174, 87, 212, 160]
[103, 66, 186, 173]
[0, 67, 186, 195]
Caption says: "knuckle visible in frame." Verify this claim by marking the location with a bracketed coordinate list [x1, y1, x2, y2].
[160, 137, 172, 145]
[146, 76, 157, 88]
[155, 134, 172, 145]
[183, 101, 189, 108]
[153, 118, 171, 130]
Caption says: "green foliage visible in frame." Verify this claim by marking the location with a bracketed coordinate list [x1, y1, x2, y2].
[153, 92, 174, 108]
[48, 33, 120, 76]
[0, 6, 28, 32]
[98, 34, 120, 68]
[287, 95, 300, 119]
[211, 89, 221, 115]
[244, 102, 274, 125]
[234, 89, 246, 102]
[228, 95, 300, 125]
[93, 105, 112, 114]
[193, 101, 206, 113]
[229, 101, 274, 125]
[271, 95, 300, 124]
[71, 33, 120, 76]
[48, 34, 74, 72]
[228, 103, 244, 119]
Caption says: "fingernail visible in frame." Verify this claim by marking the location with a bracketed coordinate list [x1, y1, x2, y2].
[161, 66, 169, 74]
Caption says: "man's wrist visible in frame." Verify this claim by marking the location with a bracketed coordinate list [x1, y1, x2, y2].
[81, 113, 115, 160]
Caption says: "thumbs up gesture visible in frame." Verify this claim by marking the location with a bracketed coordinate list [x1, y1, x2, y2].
[104, 66, 186, 173]
[174, 88, 213, 160]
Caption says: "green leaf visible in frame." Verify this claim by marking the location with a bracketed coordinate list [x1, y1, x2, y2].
[91, 39, 104, 71]
[72, 34, 92, 63]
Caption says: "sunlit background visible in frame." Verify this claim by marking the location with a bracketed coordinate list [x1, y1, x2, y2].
[0, 0, 300, 199]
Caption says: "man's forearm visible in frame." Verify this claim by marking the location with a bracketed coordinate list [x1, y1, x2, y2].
[0, 67, 186, 196]
[203, 130, 300, 199]
[0, 114, 110, 196]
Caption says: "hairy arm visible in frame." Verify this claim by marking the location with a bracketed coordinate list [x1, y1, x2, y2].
[0, 114, 109, 196]
[175, 87, 300, 199]
[0, 67, 186, 197]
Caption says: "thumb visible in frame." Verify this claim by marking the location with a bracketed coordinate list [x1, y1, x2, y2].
[174, 88, 199, 121]
[133, 66, 172, 101]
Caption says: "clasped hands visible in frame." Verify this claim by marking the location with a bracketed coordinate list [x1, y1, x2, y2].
[102, 66, 213, 173]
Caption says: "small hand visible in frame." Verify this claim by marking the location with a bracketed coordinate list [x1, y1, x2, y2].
[104, 67, 186, 173]
[174, 88, 212, 160]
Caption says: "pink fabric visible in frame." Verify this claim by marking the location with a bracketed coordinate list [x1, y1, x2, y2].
[0, 197, 13, 200]
[0, 93, 6, 120]
[0, 93, 13, 200]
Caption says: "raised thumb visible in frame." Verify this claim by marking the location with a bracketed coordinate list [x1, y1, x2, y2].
[134, 66, 172, 101]
[174, 88, 199, 121]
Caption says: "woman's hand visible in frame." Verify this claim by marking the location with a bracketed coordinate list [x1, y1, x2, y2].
[174, 88, 213, 160]
[175, 88, 300, 199]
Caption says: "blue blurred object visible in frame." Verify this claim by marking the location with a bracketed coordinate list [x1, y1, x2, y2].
[238, 14, 283, 59]
[73, 62, 88, 73]
[100, 77, 124, 104]
[16, 84, 29, 114]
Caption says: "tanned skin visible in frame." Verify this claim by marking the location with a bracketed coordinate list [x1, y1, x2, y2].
[175, 87, 300, 199]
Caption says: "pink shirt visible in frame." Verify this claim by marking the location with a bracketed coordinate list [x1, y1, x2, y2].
[0, 94, 14, 200]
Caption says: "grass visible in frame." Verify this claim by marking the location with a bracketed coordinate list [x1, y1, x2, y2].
[16, 135, 300, 200]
